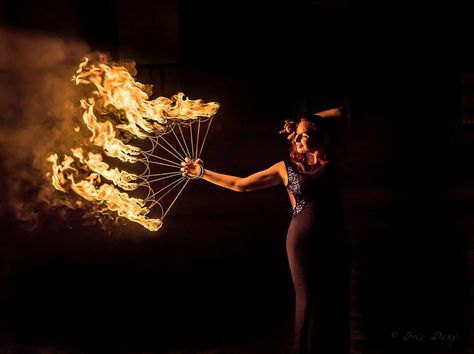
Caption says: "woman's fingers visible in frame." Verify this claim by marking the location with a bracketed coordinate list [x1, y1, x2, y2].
[279, 120, 295, 135]
[180, 159, 203, 178]
[284, 121, 295, 130]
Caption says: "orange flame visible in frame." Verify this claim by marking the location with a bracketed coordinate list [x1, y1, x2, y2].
[47, 56, 219, 231]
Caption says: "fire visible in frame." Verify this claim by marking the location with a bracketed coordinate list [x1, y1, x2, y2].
[47, 55, 219, 231]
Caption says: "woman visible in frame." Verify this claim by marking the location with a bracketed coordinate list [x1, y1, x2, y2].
[182, 107, 352, 354]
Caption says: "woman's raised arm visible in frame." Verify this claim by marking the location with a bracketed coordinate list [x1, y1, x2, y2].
[314, 107, 343, 119]
[182, 160, 287, 192]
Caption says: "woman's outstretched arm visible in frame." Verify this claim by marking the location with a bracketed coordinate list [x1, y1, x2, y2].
[182, 160, 286, 192]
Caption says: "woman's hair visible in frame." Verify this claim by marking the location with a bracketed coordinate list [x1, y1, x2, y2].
[289, 114, 342, 173]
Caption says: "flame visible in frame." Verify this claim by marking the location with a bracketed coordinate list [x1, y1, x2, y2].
[46, 55, 219, 231]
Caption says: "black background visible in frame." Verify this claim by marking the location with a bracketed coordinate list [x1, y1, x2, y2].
[0, 1, 471, 353]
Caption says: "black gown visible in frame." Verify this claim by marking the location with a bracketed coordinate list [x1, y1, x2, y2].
[284, 159, 353, 354]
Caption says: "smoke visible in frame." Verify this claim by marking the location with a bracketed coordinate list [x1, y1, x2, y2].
[0, 27, 92, 230]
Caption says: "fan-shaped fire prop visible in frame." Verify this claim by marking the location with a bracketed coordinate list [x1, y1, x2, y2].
[47, 56, 219, 231]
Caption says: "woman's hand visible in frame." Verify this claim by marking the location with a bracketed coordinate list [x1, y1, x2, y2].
[180, 157, 204, 179]
[279, 119, 296, 140]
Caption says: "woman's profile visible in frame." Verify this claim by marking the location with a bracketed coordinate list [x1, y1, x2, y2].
[181, 107, 353, 354]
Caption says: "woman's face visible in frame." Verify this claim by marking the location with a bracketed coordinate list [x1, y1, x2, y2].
[294, 120, 312, 154]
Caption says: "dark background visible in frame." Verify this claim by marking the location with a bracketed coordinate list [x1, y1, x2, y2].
[0, 0, 472, 353]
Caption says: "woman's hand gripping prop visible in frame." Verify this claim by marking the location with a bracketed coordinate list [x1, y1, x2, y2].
[181, 157, 204, 180]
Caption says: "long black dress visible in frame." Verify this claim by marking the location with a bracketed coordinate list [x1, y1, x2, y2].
[284, 159, 352, 354]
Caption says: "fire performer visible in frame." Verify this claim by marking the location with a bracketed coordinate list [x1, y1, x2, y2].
[181, 107, 352, 354]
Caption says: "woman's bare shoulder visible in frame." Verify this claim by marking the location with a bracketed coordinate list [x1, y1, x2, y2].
[268, 160, 287, 171]
[271, 160, 288, 187]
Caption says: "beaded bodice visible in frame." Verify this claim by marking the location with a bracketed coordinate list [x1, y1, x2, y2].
[285, 160, 335, 217]
[286, 162, 306, 216]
